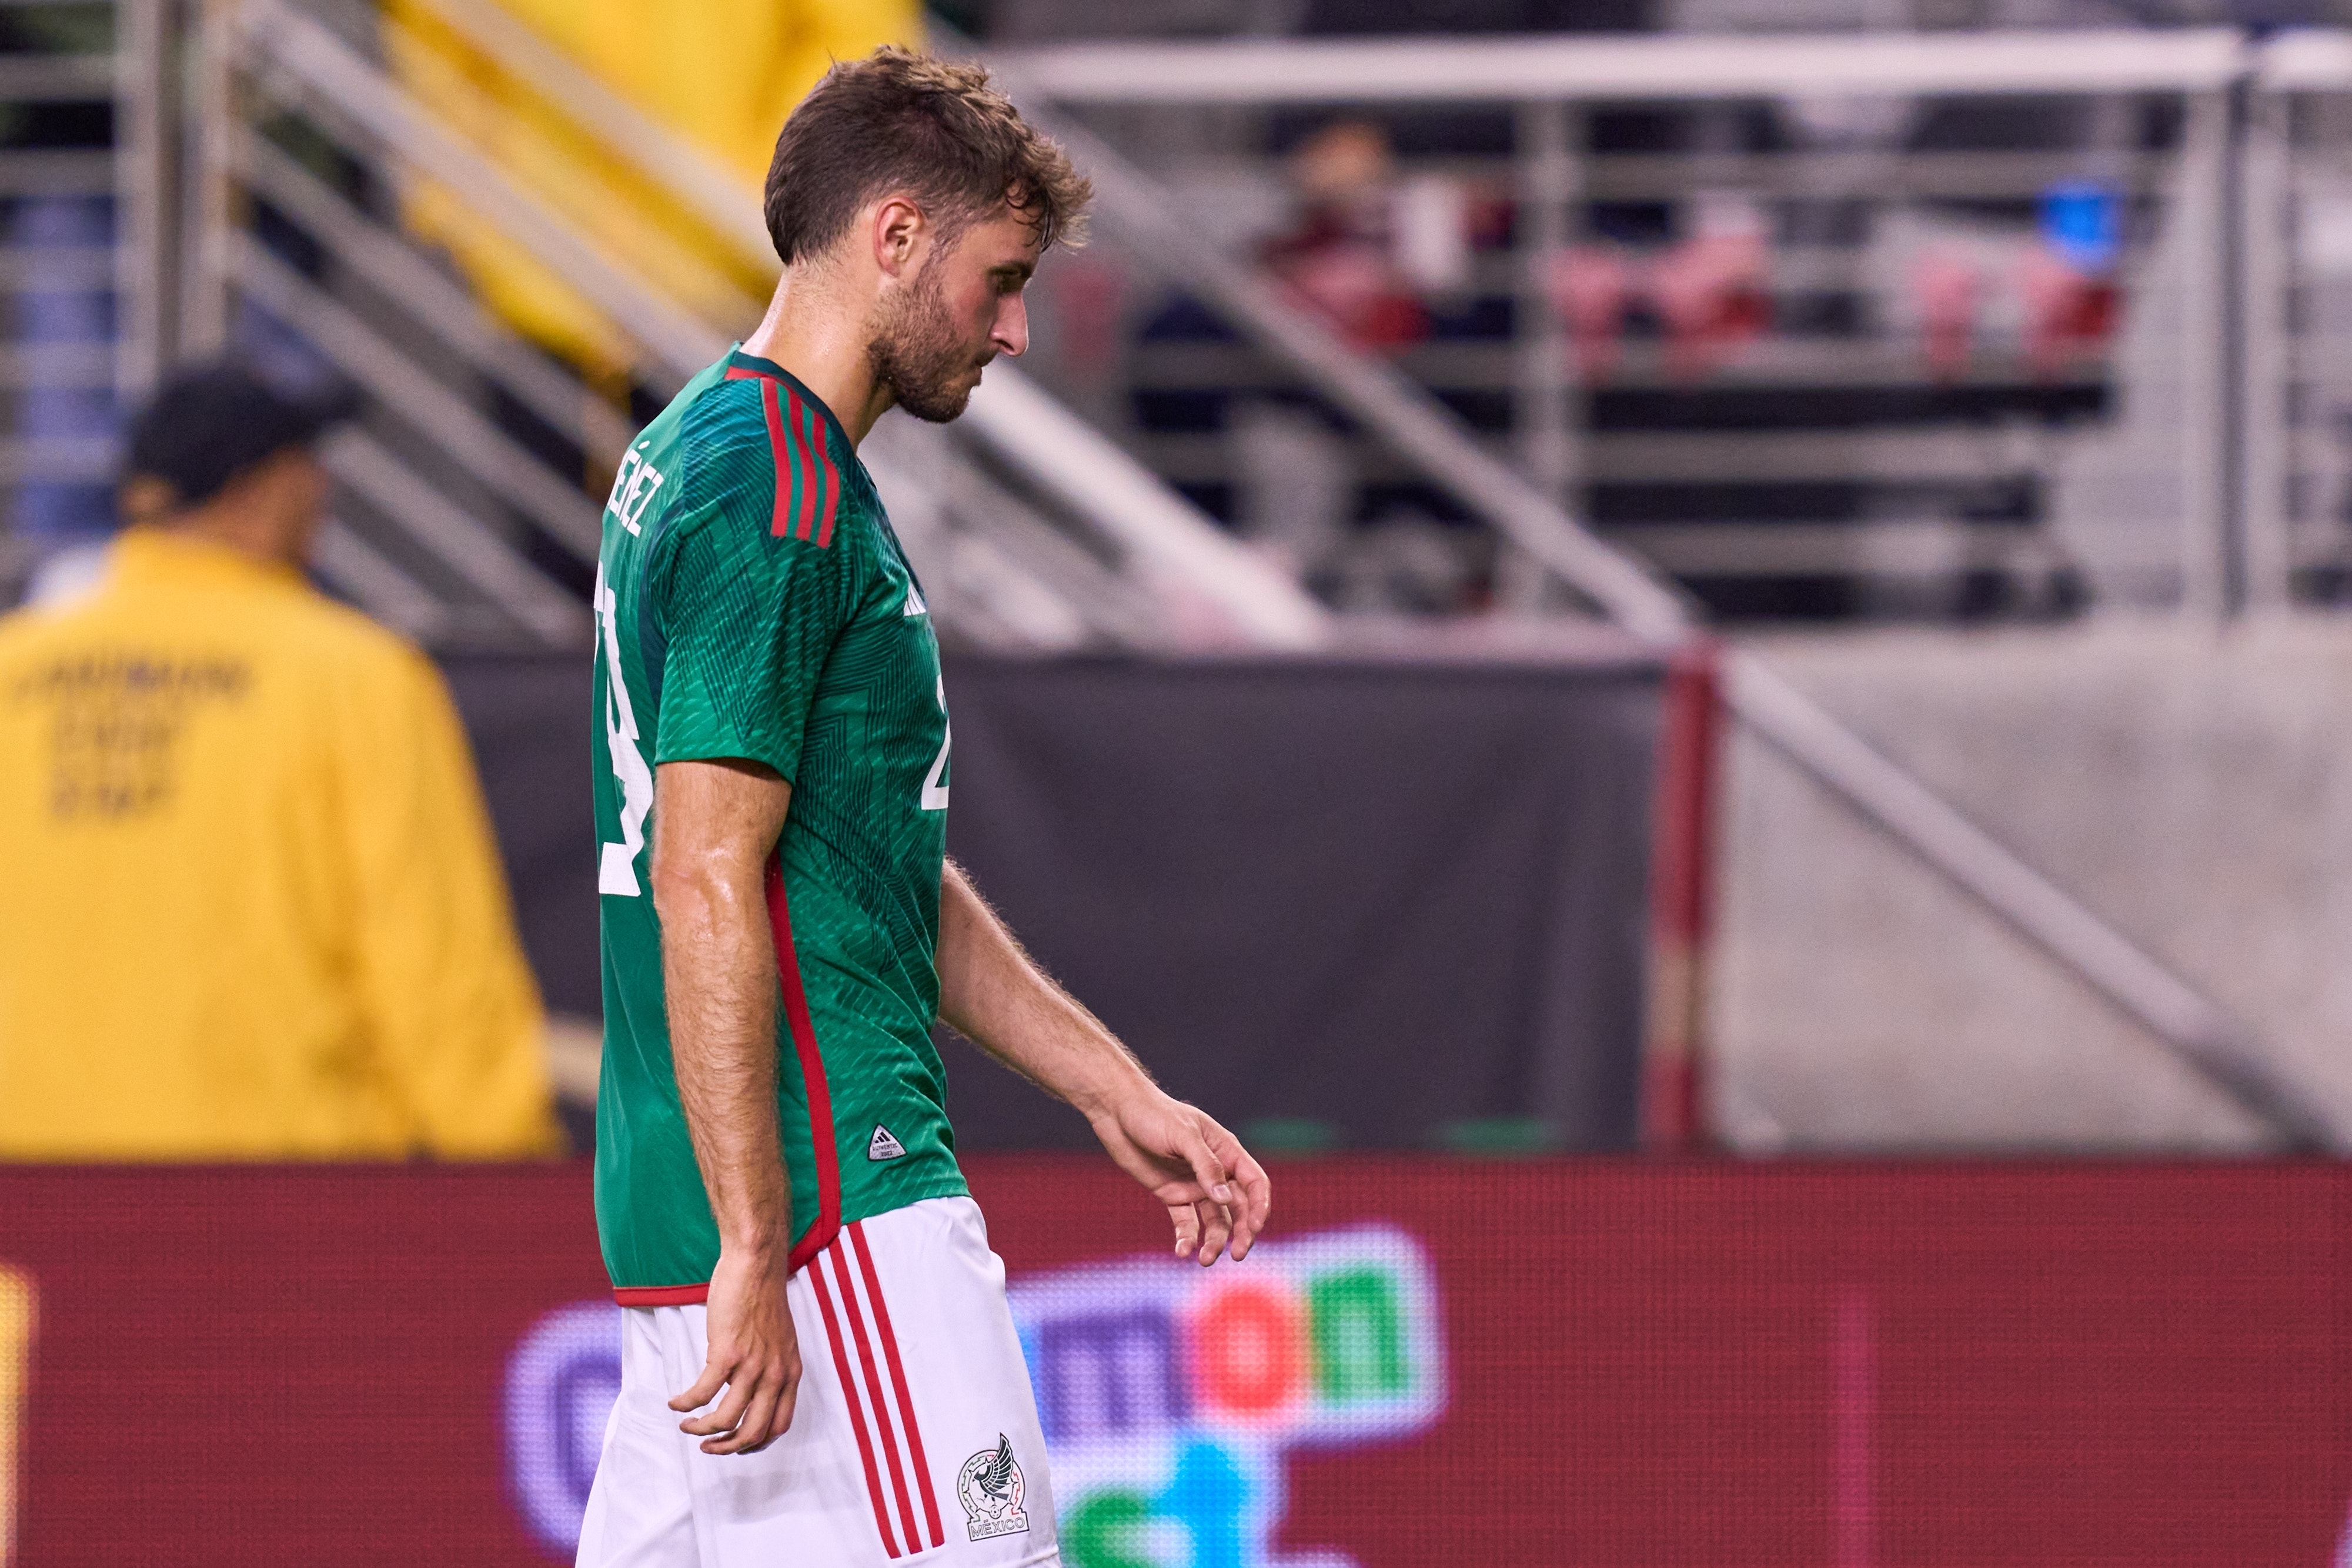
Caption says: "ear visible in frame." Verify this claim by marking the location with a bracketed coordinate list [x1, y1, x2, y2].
[118, 475, 178, 525]
[871, 196, 927, 282]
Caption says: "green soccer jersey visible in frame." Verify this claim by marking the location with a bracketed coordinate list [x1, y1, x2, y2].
[590, 347, 966, 1299]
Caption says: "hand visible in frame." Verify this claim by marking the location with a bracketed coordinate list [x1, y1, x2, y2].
[1088, 1087, 1272, 1266]
[670, 1245, 801, 1455]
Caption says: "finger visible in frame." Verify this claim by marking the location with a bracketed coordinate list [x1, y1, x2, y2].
[1197, 1118, 1272, 1260]
[769, 1372, 801, 1440]
[1227, 1152, 1272, 1260]
[1194, 1196, 1233, 1268]
[704, 1376, 781, 1456]
[668, 1355, 731, 1416]
[680, 1368, 756, 1439]
[732, 1370, 800, 1455]
[1170, 1199, 1201, 1261]
[1175, 1124, 1234, 1210]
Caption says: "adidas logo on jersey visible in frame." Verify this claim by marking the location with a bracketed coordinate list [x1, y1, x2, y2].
[903, 583, 927, 617]
[868, 1124, 907, 1161]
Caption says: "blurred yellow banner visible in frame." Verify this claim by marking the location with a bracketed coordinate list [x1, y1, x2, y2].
[0, 1266, 28, 1568]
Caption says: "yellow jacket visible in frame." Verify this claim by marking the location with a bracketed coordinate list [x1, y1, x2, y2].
[385, 0, 921, 375]
[0, 530, 559, 1159]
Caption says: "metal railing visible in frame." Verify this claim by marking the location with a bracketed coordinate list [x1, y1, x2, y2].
[0, 0, 122, 599]
[978, 26, 2343, 1148]
[125, 0, 1330, 653]
[993, 28, 2249, 617]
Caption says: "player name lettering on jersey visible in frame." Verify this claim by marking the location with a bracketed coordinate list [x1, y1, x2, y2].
[604, 445, 667, 537]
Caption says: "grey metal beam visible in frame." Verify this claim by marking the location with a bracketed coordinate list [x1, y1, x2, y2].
[0, 150, 111, 196]
[991, 28, 2246, 104]
[0, 54, 112, 102]
[312, 516, 452, 643]
[115, 0, 173, 399]
[0, 341, 113, 387]
[0, 435, 114, 482]
[0, 243, 113, 288]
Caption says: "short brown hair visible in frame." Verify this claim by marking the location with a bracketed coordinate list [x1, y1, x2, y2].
[764, 47, 1092, 267]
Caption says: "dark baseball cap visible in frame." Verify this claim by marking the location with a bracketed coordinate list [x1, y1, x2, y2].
[121, 359, 361, 509]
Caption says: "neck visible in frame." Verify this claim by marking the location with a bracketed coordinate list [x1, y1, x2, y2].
[740, 269, 893, 447]
[167, 511, 301, 571]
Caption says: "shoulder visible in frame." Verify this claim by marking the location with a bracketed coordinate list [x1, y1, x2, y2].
[679, 374, 774, 464]
[669, 373, 857, 559]
[275, 587, 445, 696]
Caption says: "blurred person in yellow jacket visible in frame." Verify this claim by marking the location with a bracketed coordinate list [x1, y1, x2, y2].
[0, 362, 561, 1159]
[384, 0, 921, 382]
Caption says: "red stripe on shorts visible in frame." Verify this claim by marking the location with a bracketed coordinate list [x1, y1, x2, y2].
[810, 1246, 904, 1559]
[830, 1241, 924, 1554]
[850, 1220, 946, 1550]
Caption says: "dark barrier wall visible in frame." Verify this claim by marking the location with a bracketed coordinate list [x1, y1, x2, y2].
[442, 656, 602, 1019]
[937, 654, 1663, 1151]
[2, 1163, 2348, 1566]
[444, 650, 1668, 1152]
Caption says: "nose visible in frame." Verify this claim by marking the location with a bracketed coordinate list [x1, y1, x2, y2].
[992, 293, 1029, 359]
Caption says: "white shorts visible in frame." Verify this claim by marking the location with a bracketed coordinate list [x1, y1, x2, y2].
[577, 1196, 1060, 1568]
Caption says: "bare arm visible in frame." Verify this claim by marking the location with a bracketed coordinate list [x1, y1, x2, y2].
[937, 860, 1271, 1264]
[649, 758, 802, 1453]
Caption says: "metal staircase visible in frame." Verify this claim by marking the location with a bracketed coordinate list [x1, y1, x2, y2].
[61, 0, 1324, 653]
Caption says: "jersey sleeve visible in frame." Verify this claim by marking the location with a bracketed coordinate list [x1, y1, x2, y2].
[650, 384, 857, 783]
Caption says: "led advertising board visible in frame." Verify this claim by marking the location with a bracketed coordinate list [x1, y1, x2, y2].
[502, 1223, 1448, 1564]
[1, 1161, 2349, 1566]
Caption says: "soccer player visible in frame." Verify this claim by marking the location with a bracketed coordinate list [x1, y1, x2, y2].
[581, 47, 1271, 1567]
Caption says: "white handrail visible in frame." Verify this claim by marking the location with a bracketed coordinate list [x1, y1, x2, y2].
[991, 27, 2248, 105]
[961, 373, 1331, 647]
[2254, 28, 2352, 89]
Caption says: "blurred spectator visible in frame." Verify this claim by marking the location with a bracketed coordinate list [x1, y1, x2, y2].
[2019, 180, 2122, 379]
[1648, 190, 1772, 379]
[1555, 192, 1772, 384]
[0, 362, 559, 1159]
[1262, 120, 1432, 352]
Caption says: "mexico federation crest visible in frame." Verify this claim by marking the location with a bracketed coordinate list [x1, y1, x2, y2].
[956, 1434, 1030, 1542]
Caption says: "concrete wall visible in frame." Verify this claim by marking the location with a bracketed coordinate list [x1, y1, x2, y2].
[1711, 614, 2352, 1151]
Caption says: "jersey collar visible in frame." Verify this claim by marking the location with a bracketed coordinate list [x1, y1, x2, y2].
[725, 346, 852, 457]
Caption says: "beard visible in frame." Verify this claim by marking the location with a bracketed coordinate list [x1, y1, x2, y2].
[866, 266, 988, 424]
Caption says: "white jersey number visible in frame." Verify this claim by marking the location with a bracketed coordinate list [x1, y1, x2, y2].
[921, 674, 951, 812]
[596, 563, 656, 895]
